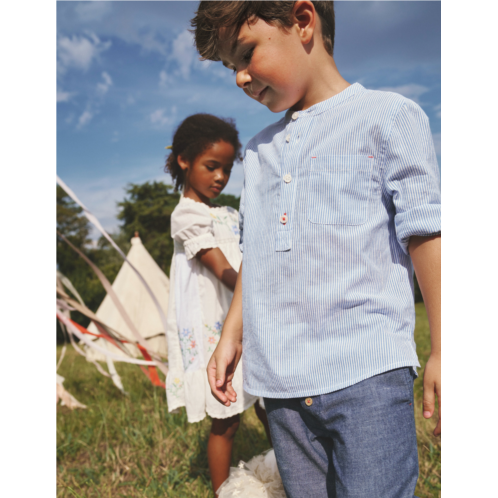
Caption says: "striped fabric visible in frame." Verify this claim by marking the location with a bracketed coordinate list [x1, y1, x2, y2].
[239, 83, 441, 398]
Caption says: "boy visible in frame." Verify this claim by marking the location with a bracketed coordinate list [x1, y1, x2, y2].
[191, 2, 441, 497]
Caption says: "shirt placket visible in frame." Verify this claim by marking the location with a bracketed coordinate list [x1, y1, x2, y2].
[275, 111, 302, 252]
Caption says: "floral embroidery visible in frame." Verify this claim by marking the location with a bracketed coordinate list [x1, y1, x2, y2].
[204, 320, 224, 354]
[167, 376, 184, 400]
[178, 327, 199, 369]
[210, 212, 240, 237]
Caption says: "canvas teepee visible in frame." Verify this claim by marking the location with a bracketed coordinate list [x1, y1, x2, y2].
[86, 233, 169, 362]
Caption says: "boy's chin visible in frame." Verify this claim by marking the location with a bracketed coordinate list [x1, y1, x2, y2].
[264, 98, 295, 114]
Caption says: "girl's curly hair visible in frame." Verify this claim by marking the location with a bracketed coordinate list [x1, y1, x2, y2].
[164, 113, 243, 192]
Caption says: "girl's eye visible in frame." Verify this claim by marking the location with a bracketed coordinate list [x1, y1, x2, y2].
[206, 166, 215, 171]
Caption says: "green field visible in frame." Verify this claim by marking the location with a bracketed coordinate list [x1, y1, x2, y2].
[57, 302, 441, 497]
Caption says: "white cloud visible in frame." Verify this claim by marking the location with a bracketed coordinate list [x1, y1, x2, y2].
[57, 90, 75, 103]
[434, 103, 441, 119]
[150, 107, 176, 126]
[74, 2, 112, 22]
[159, 70, 169, 87]
[58, 33, 111, 73]
[77, 109, 94, 129]
[375, 84, 430, 104]
[171, 30, 196, 79]
[97, 71, 113, 94]
[111, 131, 119, 143]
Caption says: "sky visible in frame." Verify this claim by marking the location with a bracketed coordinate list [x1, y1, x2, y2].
[57, 1, 441, 236]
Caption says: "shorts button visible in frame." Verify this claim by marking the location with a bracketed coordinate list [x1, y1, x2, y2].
[305, 397, 313, 406]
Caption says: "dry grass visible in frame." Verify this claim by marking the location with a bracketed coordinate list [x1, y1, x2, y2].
[57, 302, 440, 497]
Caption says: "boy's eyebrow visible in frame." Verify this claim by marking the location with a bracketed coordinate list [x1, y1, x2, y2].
[232, 35, 250, 55]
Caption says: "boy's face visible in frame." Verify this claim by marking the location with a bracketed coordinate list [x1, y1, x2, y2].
[218, 18, 311, 113]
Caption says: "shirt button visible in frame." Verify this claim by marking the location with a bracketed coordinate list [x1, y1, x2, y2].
[286, 134, 290, 143]
[291, 111, 299, 120]
[283, 174, 292, 183]
[279, 214, 288, 224]
[305, 397, 313, 406]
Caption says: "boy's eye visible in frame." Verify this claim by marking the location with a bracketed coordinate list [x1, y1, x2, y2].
[242, 47, 254, 64]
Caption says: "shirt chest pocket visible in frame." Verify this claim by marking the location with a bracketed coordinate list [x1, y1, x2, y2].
[307, 155, 374, 226]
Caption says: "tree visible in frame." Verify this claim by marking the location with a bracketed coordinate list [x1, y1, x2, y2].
[215, 193, 241, 211]
[57, 185, 103, 338]
[57, 186, 125, 334]
[117, 182, 180, 275]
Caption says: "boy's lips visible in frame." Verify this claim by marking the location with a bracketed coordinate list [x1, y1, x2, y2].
[252, 86, 268, 101]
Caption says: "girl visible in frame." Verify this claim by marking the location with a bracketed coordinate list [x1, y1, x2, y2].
[164, 114, 271, 496]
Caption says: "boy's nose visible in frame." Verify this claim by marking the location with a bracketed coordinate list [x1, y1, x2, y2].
[235, 69, 251, 90]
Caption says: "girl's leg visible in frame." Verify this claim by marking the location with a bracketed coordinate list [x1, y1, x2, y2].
[254, 399, 273, 447]
[208, 414, 240, 496]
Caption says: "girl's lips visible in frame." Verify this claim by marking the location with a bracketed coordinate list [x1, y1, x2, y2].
[211, 186, 222, 193]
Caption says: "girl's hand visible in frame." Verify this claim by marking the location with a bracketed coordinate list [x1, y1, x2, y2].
[207, 337, 242, 406]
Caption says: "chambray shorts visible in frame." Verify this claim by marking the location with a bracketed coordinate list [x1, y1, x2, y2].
[264, 367, 419, 498]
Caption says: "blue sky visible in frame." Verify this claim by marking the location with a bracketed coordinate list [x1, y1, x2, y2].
[57, 1, 441, 236]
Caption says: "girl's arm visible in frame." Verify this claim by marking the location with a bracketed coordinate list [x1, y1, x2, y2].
[207, 262, 244, 406]
[197, 248, 238, 291]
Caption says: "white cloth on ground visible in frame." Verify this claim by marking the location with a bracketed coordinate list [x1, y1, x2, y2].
[217, 449, 286, 498]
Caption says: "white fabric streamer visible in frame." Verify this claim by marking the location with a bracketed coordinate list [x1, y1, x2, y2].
[56, 176, 168, 353]
[57, 310, 158, 366]
[57, 374, 87, 410]
[57, 277, 126, 391]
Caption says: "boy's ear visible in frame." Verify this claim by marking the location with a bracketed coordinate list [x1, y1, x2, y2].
[177, 155, 189, 171]
[292, 0, 317, 46]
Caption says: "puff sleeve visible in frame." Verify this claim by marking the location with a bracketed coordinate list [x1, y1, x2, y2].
[382, 99, 441, 255]
[171, 200, 217, 260]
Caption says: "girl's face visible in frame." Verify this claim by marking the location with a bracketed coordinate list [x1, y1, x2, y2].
[178, 140, 235, 204]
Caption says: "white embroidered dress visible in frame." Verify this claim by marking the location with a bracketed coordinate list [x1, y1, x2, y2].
[165, 196, 257, 423]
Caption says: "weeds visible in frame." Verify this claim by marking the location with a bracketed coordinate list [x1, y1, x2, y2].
[57, 303, 440, 497]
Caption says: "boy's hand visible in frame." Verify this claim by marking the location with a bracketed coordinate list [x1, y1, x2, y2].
[207, 337, 242, 406]
[423, 353, 441, 436]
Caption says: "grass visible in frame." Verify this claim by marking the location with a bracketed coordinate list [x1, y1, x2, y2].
[57, 302, 441, 497]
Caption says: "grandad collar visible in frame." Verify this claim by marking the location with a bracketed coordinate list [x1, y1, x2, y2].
[284, 83, 365, 122]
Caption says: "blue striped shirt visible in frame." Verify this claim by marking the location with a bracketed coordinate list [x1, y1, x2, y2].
[239, 83, 441, 398]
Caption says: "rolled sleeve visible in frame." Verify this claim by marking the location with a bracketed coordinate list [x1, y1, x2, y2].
[383, 100, 441, 255]
[171, 201, 217, 260]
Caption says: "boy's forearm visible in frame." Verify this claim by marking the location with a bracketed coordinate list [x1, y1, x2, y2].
[409, 235, 441, 355]
[221, 262, 244, 343]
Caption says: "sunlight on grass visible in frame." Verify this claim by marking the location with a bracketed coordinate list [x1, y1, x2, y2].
[57, 302, 440, 497]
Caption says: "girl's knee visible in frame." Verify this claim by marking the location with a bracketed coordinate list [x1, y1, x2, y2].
[211, 414, 240, 439]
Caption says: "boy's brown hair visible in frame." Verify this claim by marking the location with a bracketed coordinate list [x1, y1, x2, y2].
[191, 1, 335, 61]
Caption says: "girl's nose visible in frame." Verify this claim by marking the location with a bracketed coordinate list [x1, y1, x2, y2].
[235, 69, 251, 90]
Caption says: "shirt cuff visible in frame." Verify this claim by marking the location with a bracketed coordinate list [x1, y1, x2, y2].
[395, 204, 441, 255]
[183, 233, 217, 260]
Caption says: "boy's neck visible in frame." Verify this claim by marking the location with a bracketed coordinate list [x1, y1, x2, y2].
[291, 56, 350, 112]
